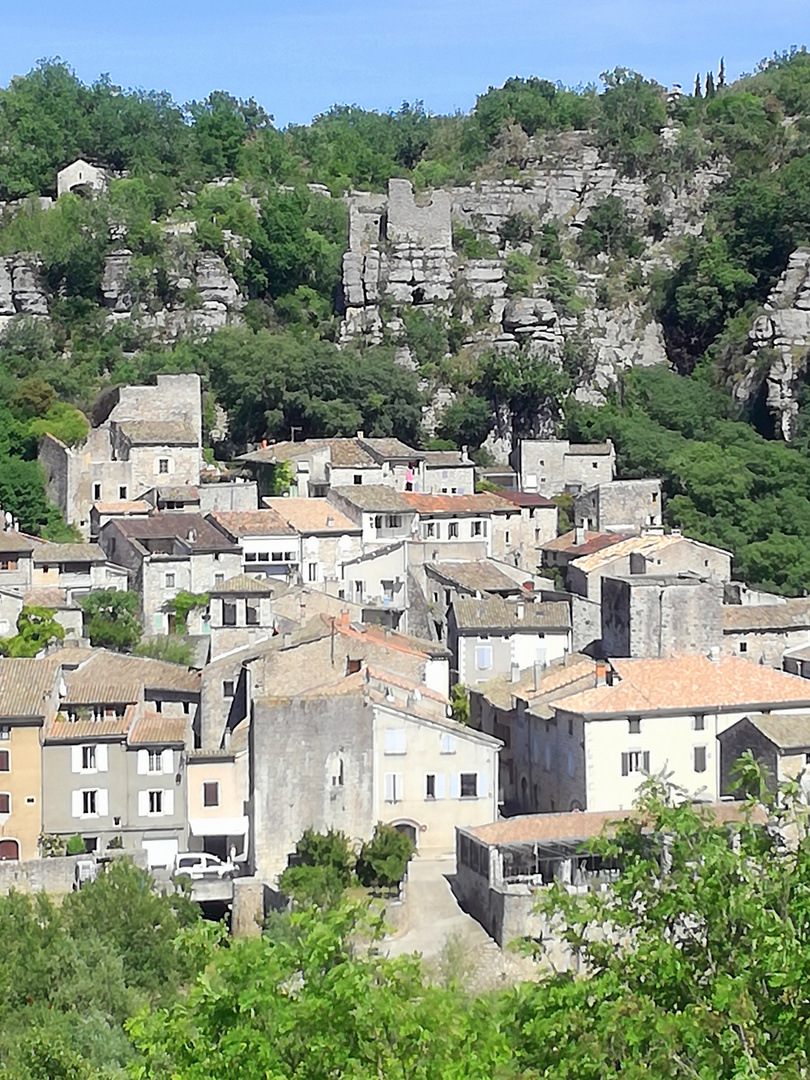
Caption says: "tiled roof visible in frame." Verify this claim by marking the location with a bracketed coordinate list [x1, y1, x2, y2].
[155, 486, 200, 500]
[241, 438, 377, 468]
[569, 533, 680, 574]
[63, 651, 200, 702]
[208, 509, 297, 538]
[422, 450, 473, 467]
[314, 613, 449, 659]
[0, 532, 35, 553]
[478, 656, 597, 710]
[32, 543, 107, 564]
[298, 663, 447, 704]
[262, 498, 360, 533]
[555, 655, 810, 717]
[426, 560, 525, 595]
[107, 514, 239, 552]
[46, 704, 137, 741]
[464, 801, 755, 846]
[542, 529, 634, 556]
[731, 712, 810, 751]
[403, 492, 514, 515]
[116, 420, 198, 445]
[23, 587, 75, 610]
[493, 489, 558, 509]
[93, 500, 151, 514]
[565, 442, 613, 456]
[129, 711, 188, 746]
[330, 486, 415, 512]
[722, 600, 810, 632]
[0, 657, 59, 719]
[359, 437, 422, 461]
[209, 573, 275, 596]
[453, 596, 571, 632]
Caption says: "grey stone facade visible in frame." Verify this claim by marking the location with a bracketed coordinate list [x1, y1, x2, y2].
[601, 575, 724, 659]
[574, 479, 662, 534]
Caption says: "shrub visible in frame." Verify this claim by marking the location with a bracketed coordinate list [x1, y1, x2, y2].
[355, 823, 415, 891]
[504, 251, 539, 296]
[66, 834, 86, 856]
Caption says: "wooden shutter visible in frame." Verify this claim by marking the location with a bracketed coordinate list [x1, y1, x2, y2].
[450, 773, 460, 798]
[434, 773, 446, 799]
[164, 789, 174, 816]
[96, 744, 108, 772]
[621, 752, 629, 777]
[394, 774, 403, 803]
[162, 749, 174, 774]
[384, 773, 394, 802]
[478, 771, 488, 799]
[97, 789, 109, 816]
[642, 751, 650, 773]
[71, 790, 83, 817]
[137, 749, 149, 775]
[138, 790, 149, 816]
[71, 745, 83, 772]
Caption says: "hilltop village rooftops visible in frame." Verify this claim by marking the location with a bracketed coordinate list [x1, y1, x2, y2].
[569, 532, 732, 574]
[722, 600, 810, 632]
[115, 420, 198, 446]
[426, 560, 527, 595]
[102, 513, 240, 554]
[421, 449, 474, 467]
[261, 498, 360, 534]
[554, 655, 810, 718]
[241, 435, 423, 469]
[479, 656, 598, 711]
[0, 532, 35, 553]
[542, 529, 633, 557]
[452, 597, 571, 633]
[59, 650, 201, 702]
[402, 492, 514, 515]
[31, 542, 108, 564]
[329, 485, 415, 513]
[0, 656, 61, 719]
[209, 573, 276, 596]
[208, 509, 297, 538]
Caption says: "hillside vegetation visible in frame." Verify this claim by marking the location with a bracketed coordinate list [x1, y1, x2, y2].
[3, 54, 810, 587]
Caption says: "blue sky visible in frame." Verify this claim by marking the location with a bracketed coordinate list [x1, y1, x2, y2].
[1, 1, 809, 126]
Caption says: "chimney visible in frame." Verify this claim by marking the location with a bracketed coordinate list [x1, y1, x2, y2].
[338, 609, 350, 628]
[533, 661, 543, 692]
[326, 516, 334, 527]
[574, 525, 586, 546]
[510, 662, 521, 684]
[708, 646, 720, 663]
[282, 632, 292, 647]
[515, 601, 525, 620]
[461, 445, 469, 461]
[357, 430, 365, 440]
[595, 660, 607, 686]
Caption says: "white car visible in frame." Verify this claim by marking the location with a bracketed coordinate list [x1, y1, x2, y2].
[173, 852, 235, 880]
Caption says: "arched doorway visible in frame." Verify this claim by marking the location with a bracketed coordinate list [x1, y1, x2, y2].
[392, 821, 418, 848]
[0, 838, 19, 861]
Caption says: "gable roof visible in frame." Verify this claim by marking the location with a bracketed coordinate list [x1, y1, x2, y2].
[426, 560, 525, 595]
[555, 655, 810, 718]
[62, 651, 200, 703]
[570, 533, 732, 575]
[358, 437, 422, 462]
[422, 450, 474, 467]
[209, 573, 275, 596]
[104, 513, 239, 553]
[0, 657, 59, 720]
[402, 492, 514, 515]
[722, 712, 810, 752]
[330, 486, 415, 512]
[722, 600, 810, 633]
[208, 509, 297, 538]
[32, 543, 107, 564]
[241, 438, 377, 468]
[453, 596, 570, 632]
[0, 532, 35, 554]
[116, 420, 197, 446]
[542, 529, 633, 556]
[129, 711, 188, 746]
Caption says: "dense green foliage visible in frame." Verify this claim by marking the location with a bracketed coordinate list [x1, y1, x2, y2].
[0, 605, 64, 656]
[79, 590, 142, 651]
[355, 822, 415, 891]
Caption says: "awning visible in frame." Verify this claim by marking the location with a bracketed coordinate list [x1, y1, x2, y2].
[189, 816, 249, 837]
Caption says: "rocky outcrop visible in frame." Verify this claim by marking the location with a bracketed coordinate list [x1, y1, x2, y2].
[0, 257, 49, 332]
[737, 248, 810, 440]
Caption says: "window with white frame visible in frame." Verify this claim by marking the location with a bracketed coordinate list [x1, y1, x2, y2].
[148, 790, 163, 814]
[440, 733, 455, 754]
[72, 788, 108, 817]
[460, 773, 478, 798]
[82, 745, 96, 772]
[147, 750, 163, 773]
[384, 773, 403, 803]
[165, 573, 175, 588]
[448, 522, 459, 539]
[384, 729, 406, 755]
[158, 458, 169, 474]
[621, 750, 650, 776]
[475, 645, 492, 670]
[223, 680, 235, 698]
[308, 563, 318, 582]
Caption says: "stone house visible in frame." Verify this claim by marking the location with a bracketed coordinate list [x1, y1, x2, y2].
[327, 486, 418, 549]
[722, 600, 810, 668]
[448, 597, 571, 686]
[512, 439, 616, 497]
[56, 159, 107, 199]
[717, 714, 810, 797]
[186, 720, 250, 865]
[468, 656, 597, 814]
[89, 500, 151, 540]
[421, 558, 532, 644]
[494, 490, 559, 553]
[403, 492, 524, 563]
[39, 373, 203, 539]
[0, 656, 63, 861]
[207, 508, 300, 580]
[241, 435, 425, 498]
[574, 478, 663, 534]
[41, 650, 199, 868]
[261, 498, 362, 586]
[98, 514, 242, 634]
[421, 449, 475, 494]
[540, 528, 631, 575]
[30, 542, 129, 602]
[0, 532, 35, 591]
[338, 541, 409, 630]
[251, 665, 498, 880]
[546, 655, 810, 813]
[207, 573, 275, 661]
[601, 574, 725, 659]
[566, 532, 732, 605]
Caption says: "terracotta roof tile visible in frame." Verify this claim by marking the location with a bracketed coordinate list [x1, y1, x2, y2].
[330, 486, 415, 512]
[722, 600, 810, 632]
[93, 500, 151, 514]
[565, 442, 613, 456]
[729, 712, 810, 751]
[0, 657, 60, 719]
[359, 437, 422, 461]
[403, 492, 514, 515]
[63, 651, 200, 702]
[209, 509, 297, 538]
[22, 587, 74, 610]
[422, 450, 473, 467]
[261, 498, 360, 533]
[32, 543, 107, 564]
[46, 703, 137, 741]
[129, 711, 188, 746]
[0, 532, 35, 553]
[209, 573, 275, 596]
[426, 560, 525, 594]
[116, 420, 197, 445]
[556, 655, 810, 717]
[542, 529, 633, 556]
[453, 596, 570, 632]
[106, 514, 239, 553]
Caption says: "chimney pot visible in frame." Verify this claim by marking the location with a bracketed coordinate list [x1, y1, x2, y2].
[595, 660, 607, 686]
[533, 661, 543, 692]
[515, 602, 525, 620]
[510, 662, 521, 683]
[357, 430, 365, 440]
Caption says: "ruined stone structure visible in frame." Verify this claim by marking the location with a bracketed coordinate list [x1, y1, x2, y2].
[56, 159, 108, 200]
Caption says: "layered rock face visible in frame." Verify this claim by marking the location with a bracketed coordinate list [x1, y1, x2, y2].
[338, 133, 723, 409]
[737, 248, 810, 440]
[0, 257, 49, 332]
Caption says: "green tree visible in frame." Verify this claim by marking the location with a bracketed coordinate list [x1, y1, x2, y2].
[0, 606, 64, 657]
[79, 589, 142, 651]
[596, 68, 667, 175]
[355, 823, 415, 892]
[578, 195, 642, 258]
[279, 827, 354, 908]
[475, 346, 572, 438]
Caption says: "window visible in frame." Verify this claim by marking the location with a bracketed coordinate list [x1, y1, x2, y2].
[448, 522, 459, 539]
[213, 574, 224, 587]
[158, 459, 169, 474]
[426, 774, 436, 799]
[203, 781, 220, 807]
[739, 642, 748, 653]
[440, 734, 455, 754]
[628, 719, 641, 735]
[693, 715, 706, 731]
[460, 773, 478, 798]
[384, 729, 406, 755]
[354, 474, 363, 485]
[592, 461, 598, 469]
[568, 717, 573, 736]
[308, 563, 318, 582]
[0, 793, 9, 814]
[425, 522, 435, 538]
[223, 601, 237, 626]
[258, 552, 270, 562]
[385, 515, 401, 529]
[621, 751, 650, 776]
[83, 790, 97, 815]
[165, 572, 176, 588]
[475, 645, 492, 670]
[693, 746, 707, 773]
[271, 551, 284, 562]
[82, 746, 96, 771]
[93, 483, 102, 501]
[119, 485, 128, 500]
[0, 726, 9, 741]
[148, 790, 163, 815]
[0, 559, 17, 571]
[245, 552, 257, 562]
[0, 750, 8, 772]
[147, 750, 163, 773]
[504, 530, 510, 545]
[285, 551, 296, 562]
[223, 681, 235, 698]
[246, 600, 260, 625]
[384, 773, 403, 803]
[472, 520, 482, 537]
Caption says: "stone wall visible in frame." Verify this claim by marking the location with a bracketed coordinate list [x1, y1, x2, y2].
[0, 850, 148, 896]
[601, 575, 724, 659]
